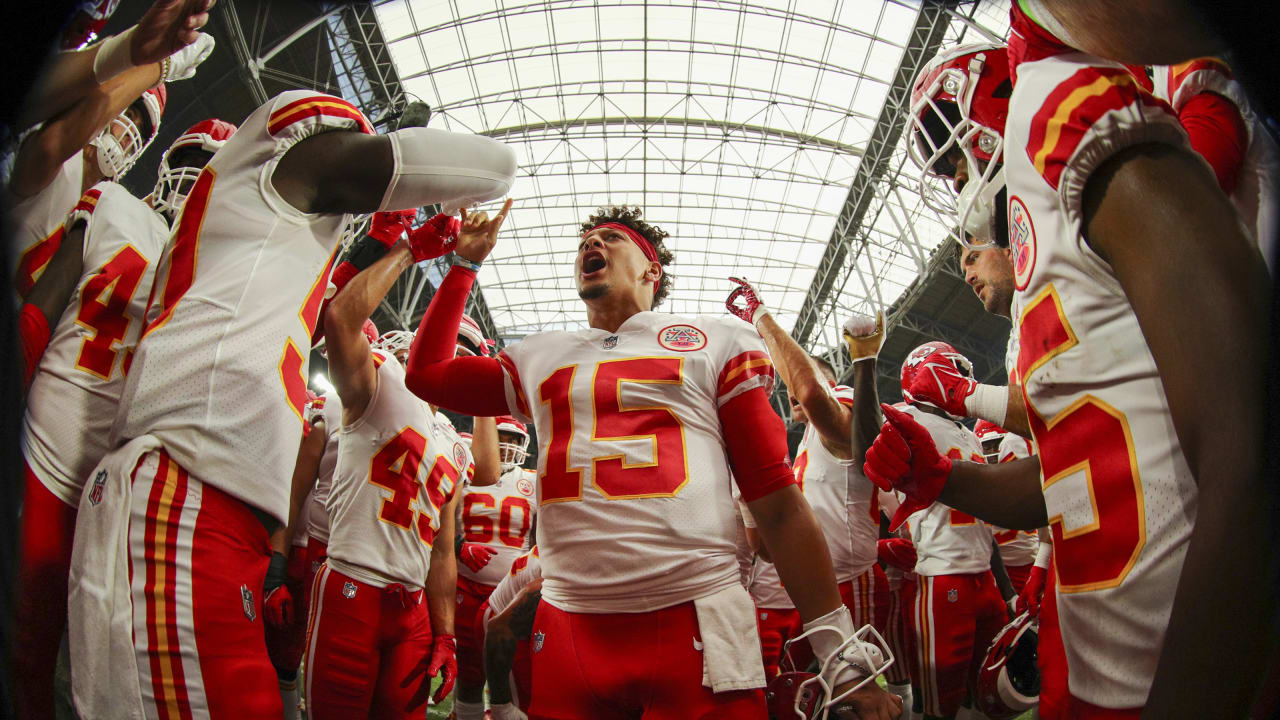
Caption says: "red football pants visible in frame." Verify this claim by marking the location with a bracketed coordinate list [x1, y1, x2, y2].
[456, 576, 498, 690]
[264, 549, 311, 676]
[306, 536, 328, 596]
[127, 450, 281, 719]
[755, 606, 807, 677]
[1004, 563, 1032, 594]
[13, 461, 77, 720]
[529, 600, 767, 719]
[881, 578, 913, 687]
[907, 572, 1006, 718]
[839, 564, 890, 634]
[304, 564, 433, 720]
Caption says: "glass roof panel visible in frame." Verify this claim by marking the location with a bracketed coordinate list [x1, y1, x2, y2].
[373, 0, 1010, 347]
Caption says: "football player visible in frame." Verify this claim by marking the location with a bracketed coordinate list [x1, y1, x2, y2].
[405, 204, 901, 718]
[13, 116, 227, 719]
[304, 234, 472, 718]
[482, 546, 543, 720]
[724, 282, 890, 642]
[867, 10, 1272, 715]
[453, 410, 538, 720]
[66, 89, 515, 718]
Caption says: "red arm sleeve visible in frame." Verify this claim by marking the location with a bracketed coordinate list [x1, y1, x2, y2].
[404, 265, 510, 416]
[1178, 91, 1247, 194]
[20, 303, 52, 391]
[719, 386, 796, 502]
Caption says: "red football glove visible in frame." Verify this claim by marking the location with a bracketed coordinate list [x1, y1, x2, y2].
[905, 360, 977, 418]
[725, 277, 767, 324]
[1012, 565, 1047, 618]
[368, 209, 417, 248]
[863, 403, 953, 531]
[876, 538, 918, 572]
[264, 584, 293, 627]
[428, 634, 457, 703]
[459, 543, 498, 573]
[405, 213, 461, 262]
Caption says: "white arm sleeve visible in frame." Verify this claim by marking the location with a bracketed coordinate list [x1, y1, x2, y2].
[378, 127, 517, 214]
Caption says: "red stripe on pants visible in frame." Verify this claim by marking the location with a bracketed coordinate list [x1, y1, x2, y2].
[142, 453, 193, 720]
[882, 581, 912, 686]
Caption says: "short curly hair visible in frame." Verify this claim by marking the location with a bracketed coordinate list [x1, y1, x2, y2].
[580, 205, 675, 308]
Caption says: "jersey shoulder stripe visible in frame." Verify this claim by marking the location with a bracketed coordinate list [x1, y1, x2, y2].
[267, 94, 374, 138]
[1169, 57, 1232, 92]
[1025, 67, 1171, 190]
[716, 349, 773, 401]
[495, 350, 531, 417]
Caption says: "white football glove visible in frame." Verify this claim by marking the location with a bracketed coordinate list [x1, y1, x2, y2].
[164, 33, 215, 83]
[842, 311, 884, 362]
[489, 703, 529, 720]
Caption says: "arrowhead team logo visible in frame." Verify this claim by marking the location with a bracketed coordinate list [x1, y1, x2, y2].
[88, 469, 107, 506]
[453, 442, 468, 471]
[657, 324, 706, 352]
[516, 476, 535, 497]
[1008, 194, 1037, 291]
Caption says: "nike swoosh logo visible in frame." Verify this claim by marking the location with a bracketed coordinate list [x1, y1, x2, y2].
[693, 637, 704, 651]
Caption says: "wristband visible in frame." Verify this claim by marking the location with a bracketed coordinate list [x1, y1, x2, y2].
[92, 26, 138, 84]
[452, 255, 482, 272]
[1034, 541, 1052, 569]
[965, 382, 1008, 426]
[751, 306, 768, 327]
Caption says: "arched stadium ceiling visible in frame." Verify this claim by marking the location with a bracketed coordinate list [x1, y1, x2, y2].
[371, 0, 1011, 360]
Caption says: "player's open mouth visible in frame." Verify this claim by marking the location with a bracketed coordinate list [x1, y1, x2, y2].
[582, 251, 606, 277]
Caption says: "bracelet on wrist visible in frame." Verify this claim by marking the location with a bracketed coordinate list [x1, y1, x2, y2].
[452, 254, 483, 272]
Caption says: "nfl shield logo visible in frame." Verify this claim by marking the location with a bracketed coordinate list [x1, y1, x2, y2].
[947, 588, 958, 603]
[603, 335, 618, 350]
[87, 470, 107, 506]
[343, 581, 357, 599]
[240, 585, 256, 621]
[533, 630, 545, 653]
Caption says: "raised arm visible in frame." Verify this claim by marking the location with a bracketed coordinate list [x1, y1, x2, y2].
[1079, 141, 1272, 715]
[470, 416, 501, 487]
[843, 313, 885, 466]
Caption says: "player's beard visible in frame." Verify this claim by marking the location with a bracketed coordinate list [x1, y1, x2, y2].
[578, 282, 609, 301]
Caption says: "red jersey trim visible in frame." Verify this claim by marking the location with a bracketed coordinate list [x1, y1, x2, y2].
[267, 96, 374, 137]
[495, 350, 531, 418]
[716, 350, 773, 399]
[1169, 57, 1232, 93]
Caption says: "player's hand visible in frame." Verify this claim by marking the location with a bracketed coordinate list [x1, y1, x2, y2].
[455, 197, 513, 265]
[904, 358, 977, 418]
[489, 703, 529, 720]
[131, 0, 215, 67]
[831, 683, 903, 720]
[368, 209, 416, 248]
[1013, 565, 1047, 617]
[264, 584, 293, 627]
[427, 634, 457, 703]
[405, 213, 461, 262]
[162, 32, 214, 82]
[875, 538, 917, 572]
[863, 404, 952, 531]
[725, 277, 768, 325]
[843, 312, 884, 362]
[262, 550, 291, 626]
[459, 543, 498, 573]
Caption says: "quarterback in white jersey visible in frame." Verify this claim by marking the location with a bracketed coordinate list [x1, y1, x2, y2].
[868, 7, 1273, 715]
[67, 89, 515, 719]
[405, 205, 900, 718]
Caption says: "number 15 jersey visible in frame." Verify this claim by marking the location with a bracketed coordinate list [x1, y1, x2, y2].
[495, 311, 774, 613]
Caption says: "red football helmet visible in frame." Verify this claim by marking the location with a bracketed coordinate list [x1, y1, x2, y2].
[91, 85, 167, 179]
[975, 613, 1040, 719]
[766, 623, 894, 720]
[495, 416, 530, 469]
[457, 313, 486, 356]
[151, 118, 237, 220]
[361, 318, 380, 345]
[908, 43, 1011, 249]
[900, 341, 973, 418]
[974, 419, 1007, 463]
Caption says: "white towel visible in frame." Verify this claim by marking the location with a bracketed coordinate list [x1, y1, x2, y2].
[695, 583, 767, 692]
[67, 435, 161, 720]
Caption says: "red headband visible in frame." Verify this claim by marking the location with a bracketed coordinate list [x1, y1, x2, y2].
[585, 222, 662, 292]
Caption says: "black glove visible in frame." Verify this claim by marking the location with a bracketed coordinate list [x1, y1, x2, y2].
[264, 551, 288, 595]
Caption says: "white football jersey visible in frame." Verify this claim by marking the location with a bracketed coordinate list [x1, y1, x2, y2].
[1152, 59, 1278, 272]
[326, 353, 467, 588]
[115, 91, 374, 524]
[306, 392, 342, 544]
[1006, 36, 1198, 708]
[496, 311, 775, 612]
[897, 404, 993, 577]
[22, 183, 166, 505]
[793, 384, 879, 582]
[459, 466, 538, 586]
[485, 546, 543, 622]
[9, 153, 84, 298]
[747, 559, 793, 610]
[990, 433, 1038, 567]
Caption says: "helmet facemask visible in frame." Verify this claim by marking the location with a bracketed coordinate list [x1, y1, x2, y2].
[152, 146, 214, 221]
[90, 107, 150, 179]
[496, 421, 530, 471]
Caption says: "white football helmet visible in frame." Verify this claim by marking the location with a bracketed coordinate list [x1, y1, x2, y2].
[373, 330, 415, 363]
[768, 623, 895, 720]
[90, 85, 165, 179]
[495, 416, 530, 471]
[456, 313, 487, 357]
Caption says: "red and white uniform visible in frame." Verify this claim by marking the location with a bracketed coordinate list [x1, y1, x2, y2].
[306, 392, 343, 546]
[458, 466, 537, 586]
[897, 404, 1005, 718]
[1152, 58, 1279, 269]
[115, 90, 374, 526]
[1006, 16, 1199, 711]
[496, 311, 774, 613]
[16, 181, 165, 720]
[793, 383, 887, 631]
[481, 547, 542, 713]
[9, 153, 85, 297]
